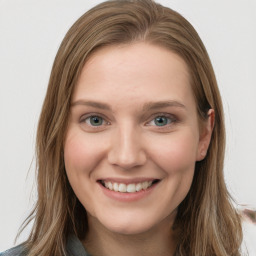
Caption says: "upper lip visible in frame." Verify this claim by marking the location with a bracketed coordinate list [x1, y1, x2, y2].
[97, 177, 160, 184]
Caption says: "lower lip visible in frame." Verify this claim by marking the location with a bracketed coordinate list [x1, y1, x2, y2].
[98, 182, 158, 202]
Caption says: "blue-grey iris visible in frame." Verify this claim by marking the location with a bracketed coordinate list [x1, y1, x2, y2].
[154, 116, 169, 126]
[90, 116, 103, 126]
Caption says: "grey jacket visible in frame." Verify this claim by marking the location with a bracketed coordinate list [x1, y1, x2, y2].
[0, 235, 90, 256]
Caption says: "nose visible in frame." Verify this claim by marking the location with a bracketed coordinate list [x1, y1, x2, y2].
[107, 125, 147, 170]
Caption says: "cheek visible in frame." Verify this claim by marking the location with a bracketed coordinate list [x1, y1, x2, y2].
[148, 130, 199, 175]
[63, 129, 108, 215]
[64, 130, 106, 175]
[149, 131, 198, 210]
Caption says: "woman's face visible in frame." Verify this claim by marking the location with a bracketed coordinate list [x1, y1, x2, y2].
[64, 42, 211, 235]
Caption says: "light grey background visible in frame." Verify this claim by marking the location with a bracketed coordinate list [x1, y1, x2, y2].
[0, 0, 255, 251]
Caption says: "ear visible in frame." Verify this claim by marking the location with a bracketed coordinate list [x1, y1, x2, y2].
[196, 109, 215, 161]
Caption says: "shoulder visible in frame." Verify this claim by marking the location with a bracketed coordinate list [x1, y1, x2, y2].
[66, 235, 91, 256]
[1, 236, 89, 256]
[241, 217, 256, 255]
[0, 244, 27, 256]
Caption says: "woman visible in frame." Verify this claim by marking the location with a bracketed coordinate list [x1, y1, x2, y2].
[0, 0, 251, 255]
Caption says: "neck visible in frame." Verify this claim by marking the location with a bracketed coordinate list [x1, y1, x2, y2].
[83, 213, 177, 256]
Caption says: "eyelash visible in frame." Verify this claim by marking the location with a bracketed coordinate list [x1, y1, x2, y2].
[79, 113, 177, 130]
[146, 113, 177, 127]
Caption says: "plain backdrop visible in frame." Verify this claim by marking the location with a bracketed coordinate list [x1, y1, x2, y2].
[0, 0, 255, 252]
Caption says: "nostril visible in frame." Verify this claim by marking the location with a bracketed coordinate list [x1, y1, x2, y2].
[107, 143, 147, 170]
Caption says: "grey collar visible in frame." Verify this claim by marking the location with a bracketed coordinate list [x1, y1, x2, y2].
[66, 235, 91, 256]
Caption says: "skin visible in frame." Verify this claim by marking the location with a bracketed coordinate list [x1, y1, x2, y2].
[64, 42, 214, 256]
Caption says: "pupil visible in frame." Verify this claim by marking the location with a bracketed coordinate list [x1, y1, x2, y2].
[155, 117, 167, 126]
[90, 116, 102, 126]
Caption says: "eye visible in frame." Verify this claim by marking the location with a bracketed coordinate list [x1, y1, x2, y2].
[82, 115, 106, 126]
[147, 115, 175, 127]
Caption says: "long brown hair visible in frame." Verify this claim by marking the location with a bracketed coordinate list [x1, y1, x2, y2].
[19, 0, 242, 255]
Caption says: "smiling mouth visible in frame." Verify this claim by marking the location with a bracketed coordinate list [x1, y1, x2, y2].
[98, 179, 160, 193]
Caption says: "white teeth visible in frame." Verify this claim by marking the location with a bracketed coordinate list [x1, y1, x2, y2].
[142, 181, 149, 189]
[118, 183, 126, 193]
[102, 180, 156, 193]
[107, 182, 113, 190]
[135, 183, 142, 192]
[127, 184, 136, 193]
[113, 183, 119, 192]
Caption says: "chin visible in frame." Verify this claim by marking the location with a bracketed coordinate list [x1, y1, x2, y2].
[94, 209, 167, 236]
[104, 220, 155, 235]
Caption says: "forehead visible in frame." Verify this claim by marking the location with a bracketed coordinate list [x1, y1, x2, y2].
[72, 42, 195, 112]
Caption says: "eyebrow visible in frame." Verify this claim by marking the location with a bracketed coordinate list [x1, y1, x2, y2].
[71, 100, 112, 110]
[71, 100, 186, 111]
[142, 100, 186, 111]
